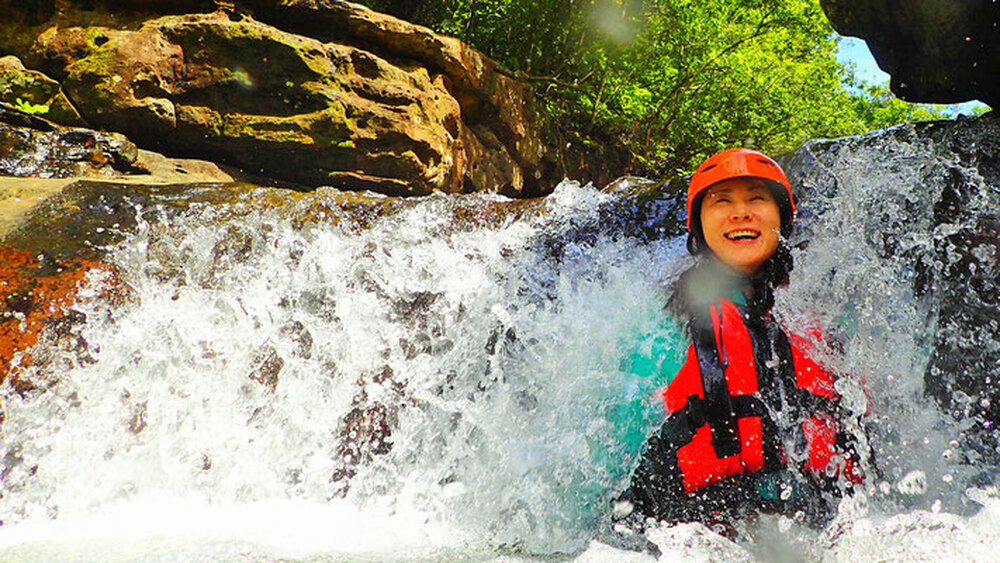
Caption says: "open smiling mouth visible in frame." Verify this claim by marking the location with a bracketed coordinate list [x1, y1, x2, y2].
[724, 229, 760, 241]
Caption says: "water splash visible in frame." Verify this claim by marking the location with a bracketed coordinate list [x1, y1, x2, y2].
[0, 181, 683, 555]
[3, 115, 1000, 560]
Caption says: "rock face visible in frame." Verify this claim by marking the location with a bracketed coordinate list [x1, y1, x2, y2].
[0, 105, 234, 182]
[0, 0, 614, 196]
[821, 0, 1000, 107]
[787, 112, 1000, 462]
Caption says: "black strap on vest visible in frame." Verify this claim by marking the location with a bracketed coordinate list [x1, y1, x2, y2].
[679, 302, 822, 464]
[662, 393, 768, 448]
[691, 305, 741, 458]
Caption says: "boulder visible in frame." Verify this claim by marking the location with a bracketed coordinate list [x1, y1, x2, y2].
[821, 0, 1000, 107]
[0, 104, 233, 182]
[0, 0, 615, 196]
[787, 112, 1000, 463]
[0, 56, 84, 126]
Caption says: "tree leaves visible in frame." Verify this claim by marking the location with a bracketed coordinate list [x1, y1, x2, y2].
[362, 0, 951, 177]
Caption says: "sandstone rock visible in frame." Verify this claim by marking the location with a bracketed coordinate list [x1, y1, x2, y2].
[821, 0, 1000, 107]
[238, 0, 560, 187]
[0, 244, 106, 395]
[0, 1, 611, 196]
[0, 56, 84, 126]
[32, 10, 482, 195]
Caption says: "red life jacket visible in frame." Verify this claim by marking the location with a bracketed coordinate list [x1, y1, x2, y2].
[661, 299, 861, 494]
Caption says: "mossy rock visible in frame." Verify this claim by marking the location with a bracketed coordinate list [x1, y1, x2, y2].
[0, 1, 619, 197]
[0, 56, 84, 126]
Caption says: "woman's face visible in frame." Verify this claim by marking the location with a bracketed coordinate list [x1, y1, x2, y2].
[699, 177, 782, 276]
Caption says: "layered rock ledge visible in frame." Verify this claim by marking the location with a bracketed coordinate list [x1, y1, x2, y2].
[0, 0, 618, 197]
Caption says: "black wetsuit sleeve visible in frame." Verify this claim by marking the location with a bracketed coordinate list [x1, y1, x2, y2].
[623, 423, 687, 522]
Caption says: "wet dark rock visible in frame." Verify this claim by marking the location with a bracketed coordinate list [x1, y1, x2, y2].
[786, 112, 1000, 461]
[248, 343, 283, 391]
[821, 0, 1000, 107]
[918, 115, 1000, 453]
[330, 364, 402, 495]
[0, 104, 142, 178]
[280, 320, 314, 359]
[0, 104, 234, 182]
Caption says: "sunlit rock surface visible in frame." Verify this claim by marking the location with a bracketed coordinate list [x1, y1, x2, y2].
[0, 0, 617, 196]
[821, 0, 999, 106]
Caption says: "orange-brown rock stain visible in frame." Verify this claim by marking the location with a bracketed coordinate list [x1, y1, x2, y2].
[0, 246, 116, 394]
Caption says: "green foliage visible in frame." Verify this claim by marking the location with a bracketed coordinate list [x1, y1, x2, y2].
[13, 97, 49, 115]
[360, 0, 957, 176]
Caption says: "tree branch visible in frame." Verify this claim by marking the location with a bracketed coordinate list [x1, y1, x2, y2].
[495, 65, 596, 99]
[644, 8, 780, 144]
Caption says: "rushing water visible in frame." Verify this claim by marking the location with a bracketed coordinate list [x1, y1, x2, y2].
[2, 121, 1000, 561]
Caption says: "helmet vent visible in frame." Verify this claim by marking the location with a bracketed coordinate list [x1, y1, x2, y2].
[756, 158, 776, 167]
[699, 164, 717, 173]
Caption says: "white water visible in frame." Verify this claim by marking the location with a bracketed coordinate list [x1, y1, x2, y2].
[2, 141, 1000, 560]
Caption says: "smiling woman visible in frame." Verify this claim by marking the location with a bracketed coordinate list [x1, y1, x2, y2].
[686, 149, 795, 275]
[699, 179, 782, 276]
[612, 148, 868, 540]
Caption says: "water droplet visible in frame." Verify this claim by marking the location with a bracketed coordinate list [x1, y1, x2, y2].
[780, 483, 793, 500]
[897, 470, 928, 496]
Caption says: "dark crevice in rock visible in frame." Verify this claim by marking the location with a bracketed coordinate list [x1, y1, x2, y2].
[821, 0, 999, 107]
[0, 104, 56, 132]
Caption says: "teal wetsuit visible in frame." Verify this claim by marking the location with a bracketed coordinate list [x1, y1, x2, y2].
[593, 288, 771, 496]
[599, 311, 688, 483]
[610, 289, 750, 467]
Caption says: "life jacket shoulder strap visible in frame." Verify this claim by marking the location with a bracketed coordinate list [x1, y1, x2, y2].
[664, 392, 767, 450]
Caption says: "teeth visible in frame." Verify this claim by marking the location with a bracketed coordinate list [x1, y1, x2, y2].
[725, 230, 759, 240]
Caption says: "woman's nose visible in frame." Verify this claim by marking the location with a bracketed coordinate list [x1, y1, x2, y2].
[730, 202, 751, 219]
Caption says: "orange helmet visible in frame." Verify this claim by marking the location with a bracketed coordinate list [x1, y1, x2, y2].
[686, 148, 795, 231]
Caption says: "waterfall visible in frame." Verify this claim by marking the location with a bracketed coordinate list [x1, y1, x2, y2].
[2, 117, 1000, 560]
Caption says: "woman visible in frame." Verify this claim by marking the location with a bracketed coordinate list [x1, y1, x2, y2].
[618, 148, 865, 531]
